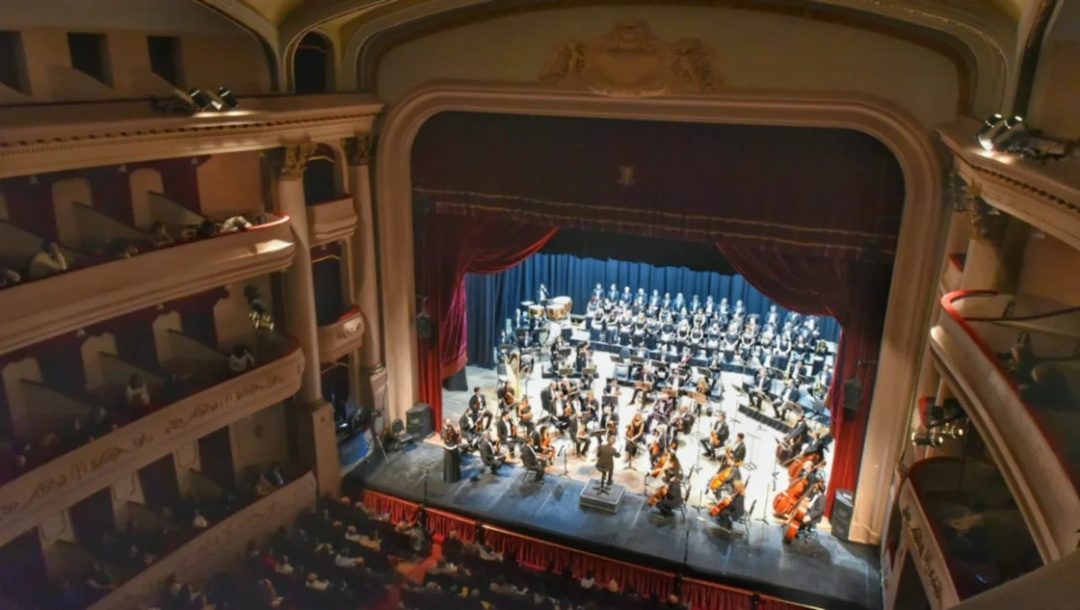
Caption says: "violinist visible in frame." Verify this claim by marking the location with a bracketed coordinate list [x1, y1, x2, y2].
[469, 387, 487, 412]
[700, 412, 729, 459]
[536, 425, 556, 463]
[613, 419, 638, 469]
[477, 409, 494, 435]
[710, 480, 747, 530]
[540, 381, 557, 416]
[556, 403, 574, 433]
[478, 432, 505, 475]
[571, 410, 591, 457]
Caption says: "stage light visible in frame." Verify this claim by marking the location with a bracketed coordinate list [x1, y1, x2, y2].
[992, 116, 1027, 152]
[911, 431, 943, 447]
[216, 86, 239, 109]
[976, 113, 1006, 151]
[188, 88, 216, 111]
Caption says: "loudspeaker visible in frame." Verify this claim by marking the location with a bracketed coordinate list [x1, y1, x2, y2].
[843, 377, 862, 420]
[415, 312, 432, 340]
[831, 489, 855, 541]
[406, 403, 434, 438]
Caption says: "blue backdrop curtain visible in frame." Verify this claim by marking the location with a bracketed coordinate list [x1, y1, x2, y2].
[465, 252, 840, 367]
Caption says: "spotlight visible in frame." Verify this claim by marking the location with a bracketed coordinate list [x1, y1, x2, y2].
[911, 431, 943, 447]
[976, 113, 1006, 151]
[188, 88, 217, 111]
[216, 86, 239, 110]
[993, 116, 1027, 151]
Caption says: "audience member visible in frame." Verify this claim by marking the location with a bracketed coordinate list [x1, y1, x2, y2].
[28, 240, 69, 279]
[229, 344, 256, 374]
[150, 221, 176, 247]
[125, 373, 152, 413]
[0, 266, 21, 288]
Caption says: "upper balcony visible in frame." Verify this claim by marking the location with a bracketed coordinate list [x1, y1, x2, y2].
[0, 215, 295, 355]
[306, 197, 357, 247]
[318, 306, 366, 364]
[898, 458, 1042, 606]
[929, 290, 1080, 559]
[0, 336, 304, 548]
[938, 118, 1080, 251]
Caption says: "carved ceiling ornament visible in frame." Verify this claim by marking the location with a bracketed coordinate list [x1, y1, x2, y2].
[539, 21, 719, 97]
[962, 181, 1008, 245]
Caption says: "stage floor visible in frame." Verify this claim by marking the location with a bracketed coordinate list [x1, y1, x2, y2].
[351, 441, 881, 610]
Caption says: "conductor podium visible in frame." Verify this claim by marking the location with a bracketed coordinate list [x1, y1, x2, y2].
[579, 479, 625, 514]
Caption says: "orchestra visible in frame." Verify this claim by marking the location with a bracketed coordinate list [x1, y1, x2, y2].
[456, 284, 837, 540]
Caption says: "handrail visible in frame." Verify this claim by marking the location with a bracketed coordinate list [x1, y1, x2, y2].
[940, 290, 1080, 492]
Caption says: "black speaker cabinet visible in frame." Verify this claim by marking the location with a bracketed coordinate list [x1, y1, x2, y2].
[406, 403, 434, 438]
[831, 489, 855, 541]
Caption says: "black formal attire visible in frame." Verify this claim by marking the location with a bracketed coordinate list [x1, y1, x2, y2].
[497, 419, 518, 457]
[596, 442, 620, 488]
[540, 387, 556, 416]
[715, 493, 746, 530]
[656, 479, 683, 516]
[479, 439, 504, 474]
[731, 441, 747, 464]
[700, 421, 729, 458]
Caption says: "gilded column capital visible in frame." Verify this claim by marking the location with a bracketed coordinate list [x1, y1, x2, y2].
[277, 142, 318, 180]
[344, 135, 375, 166]
[963, 182, 1008, 245]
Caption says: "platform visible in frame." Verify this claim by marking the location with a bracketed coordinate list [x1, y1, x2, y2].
[349, 441, 881, 610]
[579, 479, 625, 513]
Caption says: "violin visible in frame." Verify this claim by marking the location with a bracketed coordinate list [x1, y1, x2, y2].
[647, 484, 669, 507]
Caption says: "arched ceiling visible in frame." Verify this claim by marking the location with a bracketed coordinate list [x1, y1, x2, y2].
[195, 0, 1054, 111]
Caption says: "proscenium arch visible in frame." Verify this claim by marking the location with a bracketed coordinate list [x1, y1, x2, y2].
[374, 81, 946, 546]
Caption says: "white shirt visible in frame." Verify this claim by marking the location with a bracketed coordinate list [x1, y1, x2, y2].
[306, 578, 329, 591]
[126, 384, 150, 406]
[229, 352, 255, 373]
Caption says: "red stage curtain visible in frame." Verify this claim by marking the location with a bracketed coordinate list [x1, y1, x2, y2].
[415, 212, 557, 424]
[681, 578, 754, 610]
[717, 244, 890, 514]
[482, 526, 675, 599]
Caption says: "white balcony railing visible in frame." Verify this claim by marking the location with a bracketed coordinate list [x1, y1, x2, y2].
[306, 197, 358, 247]
[0, 217, 296, 355]
[317, 306, 366, 363]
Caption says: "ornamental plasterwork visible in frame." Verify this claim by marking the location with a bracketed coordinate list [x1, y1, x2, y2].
[962, 181, 1009, 245]
[279, 142, 318, 179]
[539, 21, 719, 97]
[344, 135, 376, 166]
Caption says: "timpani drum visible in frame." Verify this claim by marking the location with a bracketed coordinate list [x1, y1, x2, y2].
[552, 296, 573, 316]
[546, 303, 566, 320]
[529, 304, 546, 319]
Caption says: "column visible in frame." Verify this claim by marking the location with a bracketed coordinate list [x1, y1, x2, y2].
[959, 185, 1013, 290]
[276, 142, 340, 497]
[344, 136, 388, 420]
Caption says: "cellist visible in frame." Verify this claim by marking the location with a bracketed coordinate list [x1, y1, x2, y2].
[710, 480, 747, 531]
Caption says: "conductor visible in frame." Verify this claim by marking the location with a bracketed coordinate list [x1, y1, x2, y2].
[596, 434, 620, 490]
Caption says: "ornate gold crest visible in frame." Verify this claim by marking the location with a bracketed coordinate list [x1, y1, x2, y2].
[540, 21, 719, 97]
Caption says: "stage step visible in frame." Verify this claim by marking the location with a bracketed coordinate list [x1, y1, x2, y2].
[579, 479, 625, 514]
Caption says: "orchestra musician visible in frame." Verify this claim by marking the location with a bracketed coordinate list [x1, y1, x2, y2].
[521, 439, 547, 481]
[571, 410, 592, 457]
[478, 432, 505, 474]
[731, 432, 748, 465]
[497, 412, 519, 458]
[784, 481, 827, 543]
[700, 412, 730, 459]
[624, 412, 645, 464]
[596, 434, 620, 489]
[441, 420, 463, 483]
[777, 414, 809, 463]
[710, 480, 747, 530]
[540, 381, 557, 416]
[652, 473, 684, 517]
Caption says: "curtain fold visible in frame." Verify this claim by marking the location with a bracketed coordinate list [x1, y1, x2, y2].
[717, 243, 890, 514]
[415, 212, 557, 425]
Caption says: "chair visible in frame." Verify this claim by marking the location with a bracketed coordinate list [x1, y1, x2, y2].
[679, 482, 691, 521]
[739, 500, 757, 539]
[391, 418, 415, 450]
[519, 448, 544, 482]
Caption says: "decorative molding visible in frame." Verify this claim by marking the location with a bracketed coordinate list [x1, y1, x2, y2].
[962, 182, 1009, 245]
[539, 21, 719, 97]
[898, 482, 959, 609]
[0, 345, 305, 548]
[279, 142, 318, 179]
[344, 135, 376, 166]
[87, 472, 317, 610]
[0, 217, 296, 356]
[306, 196, 359, 246]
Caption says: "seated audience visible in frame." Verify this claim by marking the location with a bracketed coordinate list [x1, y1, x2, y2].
[229, 344, 256, 374]
[28, 240, 69, 279]
[125, 373, 152, 413]
[0, 266, 21, 288]
[150, 221, 176, 247]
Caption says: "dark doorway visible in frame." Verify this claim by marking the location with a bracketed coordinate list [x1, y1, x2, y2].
[0, 529, 47, 604]
[69, 488, 116, 549]
[198, 426, 235, 489]
[138, 454, 181, 512]
[293, 33, 332, 94]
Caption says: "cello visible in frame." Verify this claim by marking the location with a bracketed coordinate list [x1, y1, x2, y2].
[708, 449, 736, 492]
[772, 462, 825, 518]
[647, 484, 669, 507]
[710, 479, 747, 518]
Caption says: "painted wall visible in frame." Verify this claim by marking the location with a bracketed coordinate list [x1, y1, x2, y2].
[1027, 40, 1080, 139]
[1016, 233, 1080, 307]
[196, 151, 266, 219]
[373, 4, 962, 127]
[229, 403, 290, 479]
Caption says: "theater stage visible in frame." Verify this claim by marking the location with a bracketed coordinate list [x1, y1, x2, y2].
[349, 441, 882, 610]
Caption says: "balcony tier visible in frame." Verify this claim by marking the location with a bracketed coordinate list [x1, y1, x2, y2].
[86, 472, 317, 610]
[0, 342, 304, 547]
[318, 306, 366, 363]
[306, 197, 358, 247]
[929, 290, 1080, 560]
[899, 458, 1042, 606]
[0, 217, 296, 355]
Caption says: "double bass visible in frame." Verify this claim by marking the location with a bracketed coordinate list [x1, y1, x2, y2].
[787, 451, 822, 478]
[773, 462, 825, 518]
[783, 499, 810, 543]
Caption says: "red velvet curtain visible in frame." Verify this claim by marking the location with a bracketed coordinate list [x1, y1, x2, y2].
[681, 578, 754, 610]
[718, 244, 890, 514]
[483, 527, 675, 599]
[415, 212, 557, 424]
